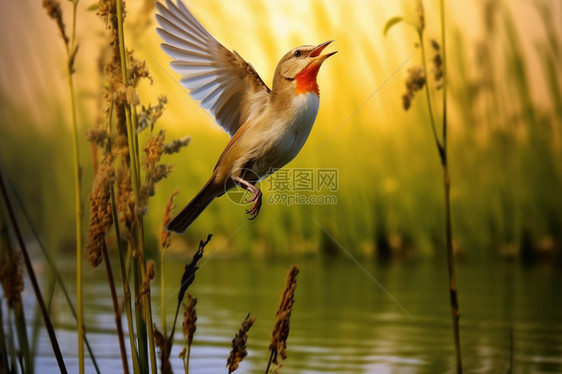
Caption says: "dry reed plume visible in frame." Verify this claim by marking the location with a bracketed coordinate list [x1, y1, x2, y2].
[267, 265, 299, 373]
[0, 221, 23, 308]
[227, 313, 256, 373]
[182, 294, 198, 348]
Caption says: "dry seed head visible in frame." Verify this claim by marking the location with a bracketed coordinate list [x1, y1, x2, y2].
[153, 326, 165, 350]
[147, 260, 156, 281]
[0, 248, 24, 308]
[182, 294, 198, 347]
[86, 160, 116, 267]
[227, 314, 256, 373]
[138, 96, 168, 132]
[143, 130, 166, 171]
[126, 86, 139, 106]
[163, 135, 192, 155]
[161, 188, 180, 250]
[127, 50, 152, 86]
[139, 131, 173, 210]
[402, 65, 426, 110]
[42, 0, 69, 45]
[117, 159, 134, 226]
[269, 265, 299, 361]
[430, 40, 443, 89]
[179, 347, 187, 359]
[415, 0, 425, 33]
[86, 128, 110, 148]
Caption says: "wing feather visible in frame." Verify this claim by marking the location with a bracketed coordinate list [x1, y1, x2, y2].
[156, 0, 271, 136]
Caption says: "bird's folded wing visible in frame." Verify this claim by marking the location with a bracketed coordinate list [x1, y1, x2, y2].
[156, 0, 271, 137]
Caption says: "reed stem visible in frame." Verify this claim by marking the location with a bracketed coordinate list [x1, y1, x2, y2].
[59, 0, 84, 370]
[102, 240, 129, 374]
[115, 0, 158, 371]
[265, 349, 276, 374]
[0, 168, 68, 373]
[0, 303, 7, 370]
[439, 1, 462, 372]
[160, 251, 166, 337]
[111, 187, 141, 374]
[6, 174, 101, 372]
[69, 59, 85, 374]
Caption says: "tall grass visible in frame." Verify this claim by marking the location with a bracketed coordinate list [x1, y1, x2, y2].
[41, 0, 85, 371]
[0, 167, 66, 373]
[384, 0, 463, 371]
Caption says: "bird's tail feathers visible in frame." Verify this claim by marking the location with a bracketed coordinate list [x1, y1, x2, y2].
[166, 179, 217, 234]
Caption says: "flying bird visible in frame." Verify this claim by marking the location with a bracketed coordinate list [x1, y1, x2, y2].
[156, 0, 336, 233]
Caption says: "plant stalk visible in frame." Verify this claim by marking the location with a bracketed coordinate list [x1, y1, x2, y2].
[115, 0, 158, 371]
[0, 168, 68, 373]
[102, 240, 129, 374]
[440, 1, 462, 372]
[160, 251, 166, 337]
[8, 180, 100, 372]
[111, 187, 141, 374]
[68, 56, 85, 374]
[60, 0, 85, 370]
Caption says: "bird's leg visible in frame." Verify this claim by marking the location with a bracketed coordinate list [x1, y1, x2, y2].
[232, 176, 262, 219]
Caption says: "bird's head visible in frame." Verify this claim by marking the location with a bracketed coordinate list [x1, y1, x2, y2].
[273, 40, 337, 96]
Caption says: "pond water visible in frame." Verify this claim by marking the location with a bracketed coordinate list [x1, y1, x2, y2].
[28, 254, 562, 373]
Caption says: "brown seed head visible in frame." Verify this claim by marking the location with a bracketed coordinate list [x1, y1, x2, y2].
[402, 65, 426, 110]
[269, 265, 299, 361]
[86, 158, 116, 267]
[147, 260, 156, 281]
[182, 294, 198, 347]
[0, 245, 24, 308]
[161, 188, 180, 250]
[227, 314, 256, 373]
[42, 0, 69, 45]
[163, 135, 191, 155]
[430, 40, 443, 89]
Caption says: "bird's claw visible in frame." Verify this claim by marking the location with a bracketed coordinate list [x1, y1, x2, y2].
[245, 188, 262, 219]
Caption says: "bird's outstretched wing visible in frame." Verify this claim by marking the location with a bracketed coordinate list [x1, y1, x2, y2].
[156, 0, 271, 137]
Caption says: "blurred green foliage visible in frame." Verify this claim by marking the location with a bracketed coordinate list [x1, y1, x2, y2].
[1, 1, 560, 260]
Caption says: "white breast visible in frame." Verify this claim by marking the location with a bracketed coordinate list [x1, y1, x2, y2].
[291, 93, 320, 132]
[260, 93, 320, 173]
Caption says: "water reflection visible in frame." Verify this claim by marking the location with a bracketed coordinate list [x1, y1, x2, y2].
[34, 257, 562, 373]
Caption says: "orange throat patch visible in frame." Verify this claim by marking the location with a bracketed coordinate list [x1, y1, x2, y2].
[295, 62, 321, 96]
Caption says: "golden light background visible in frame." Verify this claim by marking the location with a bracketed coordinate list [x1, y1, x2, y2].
[1, 0, 560, 255]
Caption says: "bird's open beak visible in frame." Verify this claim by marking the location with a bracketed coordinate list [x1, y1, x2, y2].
[309, 40, 337, 60]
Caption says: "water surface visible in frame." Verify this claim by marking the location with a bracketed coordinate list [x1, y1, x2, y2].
[31, 256, 562, 373]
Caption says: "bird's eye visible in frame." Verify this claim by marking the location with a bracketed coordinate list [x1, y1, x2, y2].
[294, 50, 302, 57]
